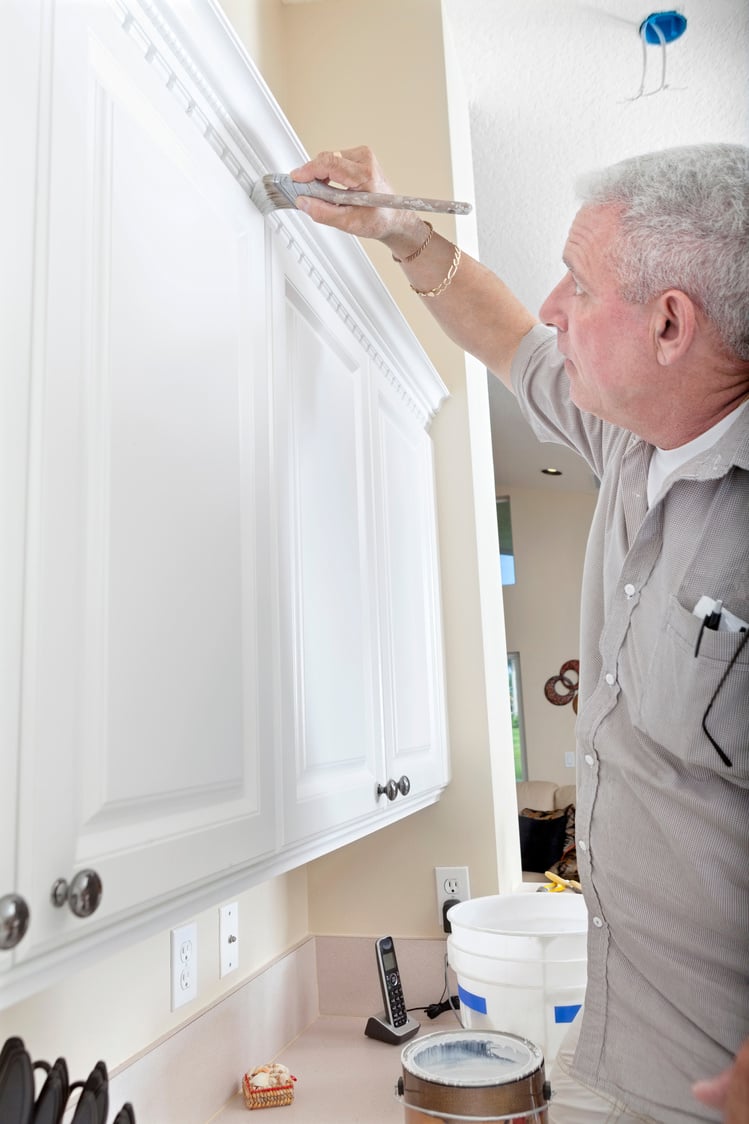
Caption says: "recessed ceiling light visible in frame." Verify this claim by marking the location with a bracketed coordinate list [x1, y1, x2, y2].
[541, 467, 563, 476]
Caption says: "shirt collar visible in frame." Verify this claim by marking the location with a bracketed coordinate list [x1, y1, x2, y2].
[627, 400, 749, 480]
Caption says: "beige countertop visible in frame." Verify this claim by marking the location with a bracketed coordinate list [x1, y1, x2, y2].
[211, 1012, 459, 1123]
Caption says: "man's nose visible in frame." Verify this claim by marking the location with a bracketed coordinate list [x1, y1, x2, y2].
[539, 276, 568, 330]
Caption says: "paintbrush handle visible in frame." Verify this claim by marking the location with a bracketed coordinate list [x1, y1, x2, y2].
[544, 870, 583, 893]
[298, 179, 472, 215]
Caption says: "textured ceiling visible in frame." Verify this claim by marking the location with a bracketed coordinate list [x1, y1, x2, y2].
[443, 0, 749, 494]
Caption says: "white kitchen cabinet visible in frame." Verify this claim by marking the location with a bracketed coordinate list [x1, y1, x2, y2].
[8, 0, 275, 981]
[0, 0, 44, 978]
[272, 243, 449, 848]
[272, 244, 383, 844]
[373, 376, 448, 804]
[1, 0, 448, 1005]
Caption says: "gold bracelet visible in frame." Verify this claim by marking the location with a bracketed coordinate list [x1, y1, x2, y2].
[392, 221, 433, 263]
[410, 244, 461, 298]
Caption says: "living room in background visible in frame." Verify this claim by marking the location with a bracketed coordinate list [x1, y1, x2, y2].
[496, 496, 515, 585]
[507, 652, 527, 781]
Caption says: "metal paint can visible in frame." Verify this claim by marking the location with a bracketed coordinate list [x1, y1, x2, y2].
[397, 1030, 549, 1122]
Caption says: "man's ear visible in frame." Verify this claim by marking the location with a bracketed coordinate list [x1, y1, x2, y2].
[652, 289, 696, 365]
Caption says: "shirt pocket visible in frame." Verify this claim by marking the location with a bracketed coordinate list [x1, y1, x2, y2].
[636, 595, 749, 781]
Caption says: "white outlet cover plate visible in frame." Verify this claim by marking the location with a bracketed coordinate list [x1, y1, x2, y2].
[170, 922, 198, 1010]
[435, 866, 471, 927]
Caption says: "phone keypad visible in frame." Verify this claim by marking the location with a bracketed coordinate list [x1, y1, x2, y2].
[387, 974, 407, 1027]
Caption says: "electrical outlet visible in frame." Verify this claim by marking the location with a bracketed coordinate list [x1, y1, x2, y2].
[219, 901, 239, 978]
[565, 751, 575, 769]
[170, 921, 198, 1010]
[435, 866, 471, 931]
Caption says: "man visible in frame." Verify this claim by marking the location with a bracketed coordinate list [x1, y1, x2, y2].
[289, 144, 749, 1122]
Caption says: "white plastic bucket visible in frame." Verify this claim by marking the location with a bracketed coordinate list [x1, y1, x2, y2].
[447, 894, 588, 1066]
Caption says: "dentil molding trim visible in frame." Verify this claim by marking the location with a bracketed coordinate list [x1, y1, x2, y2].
[110, 0, 449, 426]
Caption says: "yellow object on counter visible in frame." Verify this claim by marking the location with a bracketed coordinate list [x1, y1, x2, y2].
[544, 870, 583, 893]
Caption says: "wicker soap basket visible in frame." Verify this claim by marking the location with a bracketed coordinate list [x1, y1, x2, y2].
[242, 1063, 297, 1110]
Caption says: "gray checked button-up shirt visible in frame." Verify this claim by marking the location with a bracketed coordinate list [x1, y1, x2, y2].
[512, 325, 749, 1124]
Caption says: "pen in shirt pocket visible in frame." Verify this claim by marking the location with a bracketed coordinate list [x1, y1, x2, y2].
[693, 595, 748, 656]
[704, 600, 723, 630]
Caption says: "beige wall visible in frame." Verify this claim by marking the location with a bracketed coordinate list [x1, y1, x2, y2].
[499, 487, 597, 786]
[0, 870, 309, 1086]
[217, 0, 288, 107]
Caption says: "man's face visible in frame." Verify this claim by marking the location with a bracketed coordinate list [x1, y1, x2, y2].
[539, 205, 657, 431]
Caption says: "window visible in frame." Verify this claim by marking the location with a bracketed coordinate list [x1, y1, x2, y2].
[507, 652, 527, 781]
[496, 497, 515, 585]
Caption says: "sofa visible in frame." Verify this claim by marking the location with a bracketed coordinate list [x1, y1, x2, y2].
[516, 780, 577, 883]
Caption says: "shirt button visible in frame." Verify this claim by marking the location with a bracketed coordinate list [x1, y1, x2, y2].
[578, 840, 587, 852]
[605, 672, 616, 686]
[584, 754, 594, 766]
[624, 583, 636, 598]
[592, 916, 603, 928]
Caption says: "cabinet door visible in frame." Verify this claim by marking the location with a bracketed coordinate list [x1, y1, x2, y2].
[15, 1, 274, 961]
[373, 379, 449, 797]
[0, 0, 43, 969]
[272, 247, 385, 844]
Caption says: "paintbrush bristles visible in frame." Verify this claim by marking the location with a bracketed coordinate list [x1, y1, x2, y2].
[250, 174, 472, 217]
[250, 174, 300, 215]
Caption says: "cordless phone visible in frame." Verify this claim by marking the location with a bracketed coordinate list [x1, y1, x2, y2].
[376, 935, 407, 1027]
[364, 936, 420, 1044]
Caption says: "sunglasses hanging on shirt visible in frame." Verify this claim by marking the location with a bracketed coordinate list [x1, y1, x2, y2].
[701, 627, 749, 768]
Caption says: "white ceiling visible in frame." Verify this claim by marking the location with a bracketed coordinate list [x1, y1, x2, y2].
[442, 0, 749, 495]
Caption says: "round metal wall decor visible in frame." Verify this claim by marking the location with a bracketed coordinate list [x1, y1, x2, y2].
[544, 659, 579, 714]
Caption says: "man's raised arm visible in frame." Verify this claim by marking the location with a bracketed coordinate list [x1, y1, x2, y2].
[290, 146, 537, 389]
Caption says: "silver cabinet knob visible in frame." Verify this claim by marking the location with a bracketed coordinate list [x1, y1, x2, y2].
[377, 779, 398, 802]
[50, 869, 103, 918]
[0, 893, 31, 950]
[397, 775, 411, 797]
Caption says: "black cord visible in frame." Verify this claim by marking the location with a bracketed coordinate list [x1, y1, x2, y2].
[426, 997, 460, 1019]
[407, 998, 459, 1018]
[407, 951, 461, 1020]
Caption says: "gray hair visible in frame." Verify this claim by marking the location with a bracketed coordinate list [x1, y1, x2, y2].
[576, 144, 749, 362]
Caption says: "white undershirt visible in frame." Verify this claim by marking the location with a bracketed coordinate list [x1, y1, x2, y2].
[646, 400, 747, 507]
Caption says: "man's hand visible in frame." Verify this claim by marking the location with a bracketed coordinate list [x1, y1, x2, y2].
[291, 144, 536, 384]
[290, 146, 427, 253]
[693, 1038, 749, 1122]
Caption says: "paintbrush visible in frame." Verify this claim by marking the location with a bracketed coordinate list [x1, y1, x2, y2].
[544, 870, 583, 893]
[250, 173, 472, 217]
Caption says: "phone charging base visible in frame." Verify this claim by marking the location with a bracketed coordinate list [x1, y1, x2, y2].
[364, 1013, 420, 1045]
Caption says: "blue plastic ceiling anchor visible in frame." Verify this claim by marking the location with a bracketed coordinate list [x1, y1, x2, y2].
[639, 10, 687, 45]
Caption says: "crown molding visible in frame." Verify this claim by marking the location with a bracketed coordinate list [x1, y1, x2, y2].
[110, 0, 449, 424]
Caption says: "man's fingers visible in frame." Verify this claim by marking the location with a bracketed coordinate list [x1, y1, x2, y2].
[693, 1038, 749, 1121]
[294, 195, 352, 226]
[291, 150, 355, 186]
[290, 147, 384, 191]
[692, 1068, 731, 1109]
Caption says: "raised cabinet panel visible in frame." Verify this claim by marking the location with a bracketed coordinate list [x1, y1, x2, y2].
[273, 251, 383, 843]
[15, 1, 273, 960]
[0, 0, 44, 966]
[374, 380, 449, 795]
